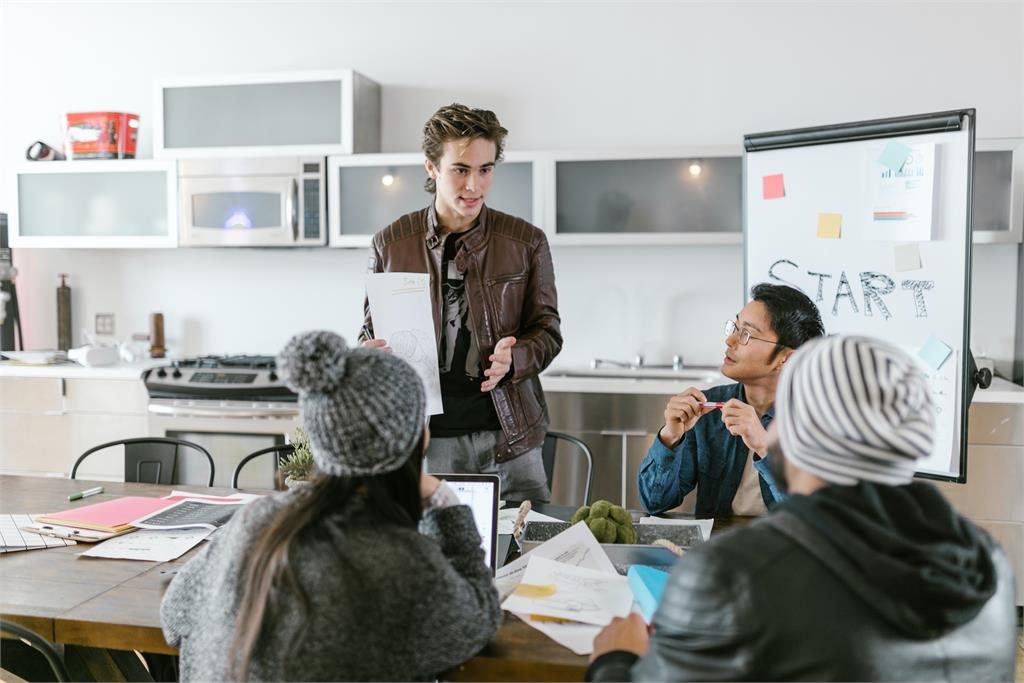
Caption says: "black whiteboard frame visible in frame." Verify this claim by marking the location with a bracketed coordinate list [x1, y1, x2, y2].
[742, 109, 976, 484]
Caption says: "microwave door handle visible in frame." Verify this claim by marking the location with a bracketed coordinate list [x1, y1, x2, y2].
[290, 179, 299, 241]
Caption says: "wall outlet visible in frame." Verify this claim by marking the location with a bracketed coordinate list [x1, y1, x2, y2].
[95, 313, 115, 336]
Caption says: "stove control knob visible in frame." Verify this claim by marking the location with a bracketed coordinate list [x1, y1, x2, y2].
[268, 371, 278, 382]
[172, 369, 182, 379]
[156, 368, 167, 378]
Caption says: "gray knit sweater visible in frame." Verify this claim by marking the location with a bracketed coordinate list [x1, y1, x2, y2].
[160, 489, 501, 681]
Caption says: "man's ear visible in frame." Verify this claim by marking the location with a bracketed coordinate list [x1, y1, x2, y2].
[424, 158, 438, 180]
[773, 347, 794, 373]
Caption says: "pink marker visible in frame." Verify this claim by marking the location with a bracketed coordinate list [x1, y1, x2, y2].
[701, 401, 725, 409]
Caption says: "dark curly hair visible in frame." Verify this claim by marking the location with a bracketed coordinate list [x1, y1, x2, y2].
[422, 103, 508, 193]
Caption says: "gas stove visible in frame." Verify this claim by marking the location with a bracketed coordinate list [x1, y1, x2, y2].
[143, 354, 297, 402]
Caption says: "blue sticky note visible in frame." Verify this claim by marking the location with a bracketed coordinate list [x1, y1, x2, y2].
[627, 565, 671, 623]
[918, 335, 952, 371]
[878, 141, 912, 173]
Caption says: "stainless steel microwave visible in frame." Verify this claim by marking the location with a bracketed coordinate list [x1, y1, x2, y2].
[178, 157, 326, 246]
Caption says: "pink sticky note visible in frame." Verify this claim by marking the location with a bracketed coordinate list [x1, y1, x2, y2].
[763, 174, 785, 199]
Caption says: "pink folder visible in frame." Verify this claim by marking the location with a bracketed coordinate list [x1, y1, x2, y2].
[37, 497, 176, 533]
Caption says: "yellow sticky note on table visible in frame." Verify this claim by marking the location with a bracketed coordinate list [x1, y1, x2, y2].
[817, 213, 842, 239]
[513, 583, 557, 598]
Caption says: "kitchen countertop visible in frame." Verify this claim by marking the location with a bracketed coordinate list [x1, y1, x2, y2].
[1, 360, 1022, 404]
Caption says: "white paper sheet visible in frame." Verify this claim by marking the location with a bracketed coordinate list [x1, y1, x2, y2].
[494, 521, 616, 600]
[364, 272, 443, 415]
[638, 516, 714, 542]
[865, 142, 937, 242]
[522, 618, 602, 655]
[80, 527, 212, 562]
[496, 507, 562, 536]
[501, 556, 633, 626]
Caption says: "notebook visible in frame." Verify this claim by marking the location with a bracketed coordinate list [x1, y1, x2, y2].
[436, 474, 500, 573]
[36, 496, 174, 533]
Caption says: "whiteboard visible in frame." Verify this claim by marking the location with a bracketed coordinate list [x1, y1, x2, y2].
[744, 111, 975, 482]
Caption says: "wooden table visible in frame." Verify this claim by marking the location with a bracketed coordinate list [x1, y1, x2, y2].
[0, 475, 746, 681]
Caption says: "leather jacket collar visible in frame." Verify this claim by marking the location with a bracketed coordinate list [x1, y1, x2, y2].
[426, 201, 489, 252]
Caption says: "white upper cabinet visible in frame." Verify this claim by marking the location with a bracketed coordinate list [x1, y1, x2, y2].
[327, 151, 546, 248]
[155, 70, 381, 158]
[10, 160, 177, 248]
[547, 146, 743, 246]
[973, 138, 1023, 243]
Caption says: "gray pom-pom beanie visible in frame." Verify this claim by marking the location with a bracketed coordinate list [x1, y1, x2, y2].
[775, 335, 935, 486]
[277, 330, 426, 477]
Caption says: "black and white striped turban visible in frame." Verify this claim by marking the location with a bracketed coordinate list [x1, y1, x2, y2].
[775, 335, 934, 486]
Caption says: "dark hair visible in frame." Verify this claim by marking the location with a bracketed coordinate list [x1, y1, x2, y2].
[422, 103, 508, 193]
[750, 283, 825, 361]
[228, 437, 424, 680]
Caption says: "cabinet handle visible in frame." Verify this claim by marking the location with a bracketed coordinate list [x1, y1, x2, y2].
[290, 179, 299, 241]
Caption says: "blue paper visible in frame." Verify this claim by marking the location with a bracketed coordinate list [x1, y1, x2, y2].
[918, 335, 952, 371]
[627, 565, 670, 623]
[878, 141, 912, 173]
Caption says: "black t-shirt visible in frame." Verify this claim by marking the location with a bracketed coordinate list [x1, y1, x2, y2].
[429, 230, 501, 437]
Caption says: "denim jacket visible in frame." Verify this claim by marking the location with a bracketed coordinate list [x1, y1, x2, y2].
[637, 383, 784, 517]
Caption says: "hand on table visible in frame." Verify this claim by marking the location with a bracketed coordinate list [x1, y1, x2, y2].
[590, 613, 650, 662]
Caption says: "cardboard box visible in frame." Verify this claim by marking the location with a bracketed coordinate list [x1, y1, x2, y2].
[64, 112, 139, 159]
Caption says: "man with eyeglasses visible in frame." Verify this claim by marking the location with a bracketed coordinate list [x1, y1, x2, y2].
[637, 283, 824, 518]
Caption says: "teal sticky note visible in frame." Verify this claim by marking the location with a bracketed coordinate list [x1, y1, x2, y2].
[878, 141, 912, 173]
[918, 335, 952, 371]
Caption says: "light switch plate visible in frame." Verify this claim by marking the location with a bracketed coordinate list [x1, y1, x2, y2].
[95, 313, 115, 335]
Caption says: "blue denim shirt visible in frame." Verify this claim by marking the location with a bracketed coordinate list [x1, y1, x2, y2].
[637, 383, 785, 517]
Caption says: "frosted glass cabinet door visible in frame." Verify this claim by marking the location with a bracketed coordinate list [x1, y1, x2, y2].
[328, 153, 537, 247]
[553, 154, 742, 244]
[12, 160, 177, 248]
[972, 139, 1023, 243]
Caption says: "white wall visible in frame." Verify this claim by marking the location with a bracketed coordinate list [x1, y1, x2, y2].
[1, 1, 1022, 374]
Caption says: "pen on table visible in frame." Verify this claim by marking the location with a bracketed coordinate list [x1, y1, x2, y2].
[69, 486, 104, 501]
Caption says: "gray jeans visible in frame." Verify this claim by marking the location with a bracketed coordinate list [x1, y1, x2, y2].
[426, 430, 551, 503]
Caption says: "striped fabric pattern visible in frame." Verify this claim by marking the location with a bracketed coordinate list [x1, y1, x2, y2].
[775, 335, 934, 486]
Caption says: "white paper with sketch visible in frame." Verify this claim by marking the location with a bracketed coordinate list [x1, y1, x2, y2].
[638, 516, 714, 542]
[365, 272, 443, 415]
[501, 555, 633, 626]
[494, 521, 616, 600]
[80, 527, 212, 562]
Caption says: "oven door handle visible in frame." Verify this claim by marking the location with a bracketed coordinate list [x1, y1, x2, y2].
[148, 404, 299, 419]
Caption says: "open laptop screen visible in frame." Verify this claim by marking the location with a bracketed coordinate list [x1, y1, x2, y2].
[436, 474, 500, 573]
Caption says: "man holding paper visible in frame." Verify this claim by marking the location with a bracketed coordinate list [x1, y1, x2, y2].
[361, 103, 562, 502]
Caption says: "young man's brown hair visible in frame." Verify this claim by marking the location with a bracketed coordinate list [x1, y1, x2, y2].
[422, 103, 508, 193]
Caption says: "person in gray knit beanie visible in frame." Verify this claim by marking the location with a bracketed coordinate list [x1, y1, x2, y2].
[160, 330, 502, 682]
[277, 329, 426, 477]
[773, 334, 934, 485]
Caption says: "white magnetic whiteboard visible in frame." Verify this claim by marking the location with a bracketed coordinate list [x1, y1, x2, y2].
[744, 111, 975, 482]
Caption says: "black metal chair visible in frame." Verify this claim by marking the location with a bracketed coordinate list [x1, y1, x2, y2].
[70, 437, 215, 487]
[0, 619, 71, 682]
[541, 431, 594, 507]
[231, 443, 295, 489]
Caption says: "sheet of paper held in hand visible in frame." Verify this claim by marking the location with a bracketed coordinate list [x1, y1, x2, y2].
[365, 272, 444, 415]
[80, 527, 213, 562]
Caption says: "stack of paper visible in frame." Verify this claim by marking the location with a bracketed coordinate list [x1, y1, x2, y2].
[497, 522, 630, 655]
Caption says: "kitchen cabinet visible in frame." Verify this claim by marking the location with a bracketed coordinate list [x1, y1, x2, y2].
[327, 151, 545, 248]
[10, 160, 177, 248]
[972, 138, 1023, 243]
[0, 377, 148, 477]
[155, 70, 380, 158]
[548, 146, 742, 246]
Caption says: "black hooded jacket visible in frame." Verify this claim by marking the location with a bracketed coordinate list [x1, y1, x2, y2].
[588, 482, 1017, 682]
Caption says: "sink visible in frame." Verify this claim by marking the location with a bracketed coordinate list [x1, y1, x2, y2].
[545, 366, 722, 382]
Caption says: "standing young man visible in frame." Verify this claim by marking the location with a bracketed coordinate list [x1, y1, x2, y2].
[361, 104, 562, 502]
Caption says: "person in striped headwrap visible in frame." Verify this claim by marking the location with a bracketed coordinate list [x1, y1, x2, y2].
[588, 335, 1017, 682]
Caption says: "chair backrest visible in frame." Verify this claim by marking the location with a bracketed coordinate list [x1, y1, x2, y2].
[70, 437, 215, 487]
[541, 431, 594, 507]
[231, 443, 295, 489]
[0, 619, 71, 682]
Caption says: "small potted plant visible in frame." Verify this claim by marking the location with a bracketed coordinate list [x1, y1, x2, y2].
[280, 427, 315, 489]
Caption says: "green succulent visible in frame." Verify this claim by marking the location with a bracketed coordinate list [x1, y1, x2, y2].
[279, 427, 315, 481]
[572, 499, 637, 544]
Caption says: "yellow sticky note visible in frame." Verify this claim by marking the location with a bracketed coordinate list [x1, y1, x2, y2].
[513, 583, 557, 598]
[817, 213, 842, 239]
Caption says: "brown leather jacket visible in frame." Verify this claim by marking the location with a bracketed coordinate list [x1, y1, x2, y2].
[362, 204, 562, 462]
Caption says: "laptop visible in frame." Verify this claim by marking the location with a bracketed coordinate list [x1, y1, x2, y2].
[435, 473, 500, 573]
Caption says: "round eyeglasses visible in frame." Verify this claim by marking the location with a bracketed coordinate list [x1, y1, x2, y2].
[724, 320, 788, 348]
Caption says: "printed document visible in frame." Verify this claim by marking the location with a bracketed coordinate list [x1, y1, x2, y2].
[501, 556, 633, 626]
[495, 521, 616, 600]
[81, 527, 212, 562]
[365, 272, 444, 415]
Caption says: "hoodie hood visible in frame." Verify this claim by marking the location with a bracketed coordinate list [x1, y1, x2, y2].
[777, 481, 997, 638]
